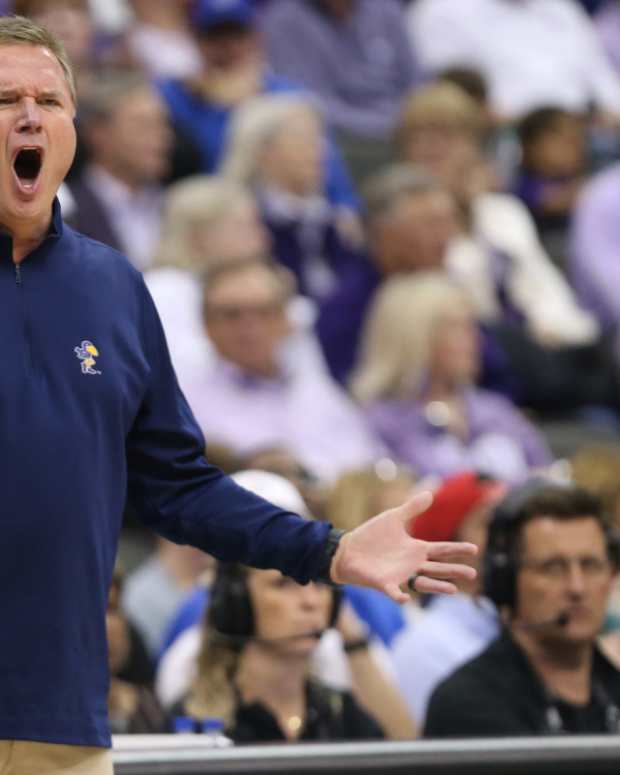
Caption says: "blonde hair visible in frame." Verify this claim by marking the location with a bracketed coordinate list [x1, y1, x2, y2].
[221, 94, 321, 185]
[327, 464, 416, 532]
[396, 81, 482, 151]
[0, 15, 76, 104]
[152, 175, 255, 271]
[351, 271, 471, 404]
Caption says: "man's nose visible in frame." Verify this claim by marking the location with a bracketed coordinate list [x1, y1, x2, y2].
[16, 99, 42, 132]
[566, 561, 586, 595]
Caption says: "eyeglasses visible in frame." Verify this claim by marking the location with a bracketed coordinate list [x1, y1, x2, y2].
[206, 302, 283, 322]
[520, 555, 612, 581]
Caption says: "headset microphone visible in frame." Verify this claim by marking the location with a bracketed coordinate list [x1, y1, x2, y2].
[210, 628, 325, 646]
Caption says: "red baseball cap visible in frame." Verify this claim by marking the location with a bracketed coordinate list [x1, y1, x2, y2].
[410, 471, 504, 542]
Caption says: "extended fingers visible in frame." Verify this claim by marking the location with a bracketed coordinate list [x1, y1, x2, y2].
[425, 541, 478, 560]
[417, 560, 477, 581]
[413, 576, 458, 595]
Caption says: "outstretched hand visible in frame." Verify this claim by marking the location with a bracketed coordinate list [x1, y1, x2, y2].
[330, 491, 478, 603]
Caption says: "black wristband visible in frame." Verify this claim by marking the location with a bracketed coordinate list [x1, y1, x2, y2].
[315, 528, 345, 586]
[344, 637, 370, 654]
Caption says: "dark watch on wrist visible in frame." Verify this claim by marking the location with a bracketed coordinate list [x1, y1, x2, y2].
[344, 637, 370, 654]
[316, 527, 345, 586]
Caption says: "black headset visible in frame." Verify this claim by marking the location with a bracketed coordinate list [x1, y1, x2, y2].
[483, 478, 620, 610]
[208, 563, 342, 646]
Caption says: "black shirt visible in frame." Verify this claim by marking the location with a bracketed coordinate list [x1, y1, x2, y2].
[173, 680, 384, 744]
[424, 630, 620, 738]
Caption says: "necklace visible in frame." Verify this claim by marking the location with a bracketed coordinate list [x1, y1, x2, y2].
[286, 715, 303, 733]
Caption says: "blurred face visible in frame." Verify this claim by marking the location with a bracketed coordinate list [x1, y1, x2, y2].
[525, 117, 585, 178]
[403, 123, 478, 184]
[373, 191, 460, 275]
[260, 108, 323, 197]
[192, 199, 270, 269]
[92, 86, 173, 186]
[428, 304, 480, 386]
[198, 25, 260, 71]
[204, 265, 290, 376]
[515, 517, 614, 645]
[29, 1, 93, 68]
[247, 568, 333, 656]
[0, 44, 76, 236]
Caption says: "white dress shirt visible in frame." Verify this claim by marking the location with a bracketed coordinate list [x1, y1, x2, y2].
[409, 0, 620, 118]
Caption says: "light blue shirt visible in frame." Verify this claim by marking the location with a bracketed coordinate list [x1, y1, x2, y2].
[391, 595, 499, 726]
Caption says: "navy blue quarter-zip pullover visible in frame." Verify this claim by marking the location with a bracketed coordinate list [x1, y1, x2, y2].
[0, 201, 331, 747]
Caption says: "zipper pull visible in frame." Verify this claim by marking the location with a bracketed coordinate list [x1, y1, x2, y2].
[14, 263, 21, 285]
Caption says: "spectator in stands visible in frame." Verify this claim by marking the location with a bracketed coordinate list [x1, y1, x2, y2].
[391, 471, 505, 728]
[408, 0, 620, 121]
[122, 539, 215, 659]
[172, 562, 391, 742]
[260, 0, 418, 184]
[221, 93, 378, 382]
[351, 272, 553, 482]
[67, 69, 172, 270]
[124, 0, 202, 80]
[395, 87, 620, 416]
[157, 0, 358, 211]
[513, 107, 587, 265]
[395, 84, 598, 352]
[185, 257, 383, 483]
[425, 480, 620, 737]
[145, 175, 270, 390]
[362, 164, 462, 277]
[107, 567, 170, 734]
[159, 470, 416, 741]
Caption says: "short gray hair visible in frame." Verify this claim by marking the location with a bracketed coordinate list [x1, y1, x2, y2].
[362, 163, 441, 227]
[0, 15, 76, 104]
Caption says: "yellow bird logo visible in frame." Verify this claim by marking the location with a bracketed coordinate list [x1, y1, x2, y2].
[74, 340, 102, 375]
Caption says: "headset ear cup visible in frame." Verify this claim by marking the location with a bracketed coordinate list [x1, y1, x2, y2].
[209, 564, 254, 638]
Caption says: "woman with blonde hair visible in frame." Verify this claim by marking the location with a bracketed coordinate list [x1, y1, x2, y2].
[351, 272, 551, 481]
[221, 94, 378, 383]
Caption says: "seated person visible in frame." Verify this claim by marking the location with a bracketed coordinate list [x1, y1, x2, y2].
[424, 479, 620, 737]
[351, 272, 552, 482]
[513, 107, 586, 265]
[183, 256, 384, 483]
[157, 469, 416, 740]
[107, 567, 169, 734]
[157, 0, 358, 211]
[221, 93, 378, 382]
[172, 562, 392, 743]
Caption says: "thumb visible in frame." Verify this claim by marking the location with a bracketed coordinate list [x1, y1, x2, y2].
[395, 490, 433, 534]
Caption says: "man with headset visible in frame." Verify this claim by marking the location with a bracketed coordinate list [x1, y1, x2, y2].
[424, 480, 620, 737]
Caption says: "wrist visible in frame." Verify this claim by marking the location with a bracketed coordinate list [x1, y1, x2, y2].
[343, 637, 370, 654]
[316, 528, 345, 586]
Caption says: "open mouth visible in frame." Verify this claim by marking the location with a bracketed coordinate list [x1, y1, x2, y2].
[13, 147, 43, 191]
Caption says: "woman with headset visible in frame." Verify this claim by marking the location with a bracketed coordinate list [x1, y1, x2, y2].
[170, 558, 415, 743]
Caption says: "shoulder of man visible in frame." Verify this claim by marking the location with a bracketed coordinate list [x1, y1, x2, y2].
[423, 632, 540, 738]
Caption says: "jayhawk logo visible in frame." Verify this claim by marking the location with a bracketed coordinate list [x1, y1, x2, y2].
[74, 340, 102, 375]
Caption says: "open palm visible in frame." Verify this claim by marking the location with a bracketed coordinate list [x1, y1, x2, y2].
[330, 491, 478, 603]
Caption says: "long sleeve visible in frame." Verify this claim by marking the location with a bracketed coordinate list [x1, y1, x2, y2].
[125, 278, 331, 583]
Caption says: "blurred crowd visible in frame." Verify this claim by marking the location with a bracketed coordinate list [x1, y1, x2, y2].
[12, 0, 620, 745]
